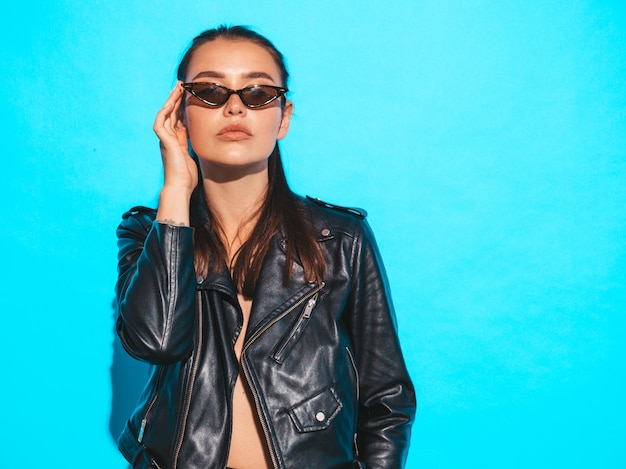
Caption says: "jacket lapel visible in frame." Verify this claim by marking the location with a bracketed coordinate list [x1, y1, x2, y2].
[245, 236, 318, 345]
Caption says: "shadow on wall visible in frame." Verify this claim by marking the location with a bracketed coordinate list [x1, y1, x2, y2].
[109, 302, 149, 462]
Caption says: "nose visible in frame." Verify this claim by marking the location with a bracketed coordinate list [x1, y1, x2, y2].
[223, 92, 246, 115]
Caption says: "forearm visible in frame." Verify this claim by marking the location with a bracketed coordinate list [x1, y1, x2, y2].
[156, 185, 194, 226]
[116, 219, 197, 364]
[349, 219, 416, 467]
[357, 380, 415, 468]
[354, 322, 415, 468]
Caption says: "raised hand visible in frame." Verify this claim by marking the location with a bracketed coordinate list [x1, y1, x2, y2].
[154, 82, 198, 226]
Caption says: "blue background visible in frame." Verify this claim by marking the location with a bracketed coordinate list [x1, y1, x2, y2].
[1, 1, 625, 468]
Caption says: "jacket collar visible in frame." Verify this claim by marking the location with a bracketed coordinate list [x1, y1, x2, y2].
[194, 235, 322, 344]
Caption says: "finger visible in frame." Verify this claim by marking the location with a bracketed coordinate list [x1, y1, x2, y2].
[154, 84, 186, 140]
[172, 91, 183, 121]
[154, 103, 173, 137]
[154, 92, 174, 126]
[166, 86, 186, 128]
[156, 86, 180, 116]
[164, 84, 180, 106]
[155, 93, 179, 136]
[168, 92, 184, 130]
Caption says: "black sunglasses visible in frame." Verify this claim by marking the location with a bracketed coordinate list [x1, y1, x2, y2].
[181, 82, 288, 109]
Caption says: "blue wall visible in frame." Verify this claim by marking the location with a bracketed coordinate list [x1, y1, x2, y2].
[1, 1, 624, 467]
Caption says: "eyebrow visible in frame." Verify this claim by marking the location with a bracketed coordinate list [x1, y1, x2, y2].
[190, 70, 276, 82]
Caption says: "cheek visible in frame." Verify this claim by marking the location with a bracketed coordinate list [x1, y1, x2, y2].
[183, 107, 284, 148]
[260, 111, 285, 136]
[184, 109, 213, 143]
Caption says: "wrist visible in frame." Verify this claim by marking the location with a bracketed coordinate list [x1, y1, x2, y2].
[160, 183, 195, 200]
[156, 186, 193, 226]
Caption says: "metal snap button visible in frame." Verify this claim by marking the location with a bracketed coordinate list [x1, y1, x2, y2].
[321, 228, 331, 237]
[315, 411, 325, 422]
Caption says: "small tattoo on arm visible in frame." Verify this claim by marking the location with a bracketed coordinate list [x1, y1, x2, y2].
[157, 219, 188, 226]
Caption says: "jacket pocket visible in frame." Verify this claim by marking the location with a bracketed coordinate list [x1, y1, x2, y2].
[287, 385, 343, 433]
[271, 291, 323, 364]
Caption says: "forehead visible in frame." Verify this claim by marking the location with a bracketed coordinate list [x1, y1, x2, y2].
[185, 39, 282, 84]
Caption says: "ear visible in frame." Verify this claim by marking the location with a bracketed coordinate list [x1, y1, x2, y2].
[277, 100, 293, 140]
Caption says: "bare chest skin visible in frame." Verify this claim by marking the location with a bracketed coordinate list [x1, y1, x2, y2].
[226, 294, 271, 469]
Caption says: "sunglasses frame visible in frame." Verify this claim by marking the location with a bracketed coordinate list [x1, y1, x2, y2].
[181, 82, 288, 109]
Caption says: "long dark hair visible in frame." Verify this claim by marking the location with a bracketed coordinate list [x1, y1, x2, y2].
[177, 25, 325, 297]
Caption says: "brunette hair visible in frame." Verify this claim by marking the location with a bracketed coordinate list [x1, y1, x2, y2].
[177, 25, 325, 297]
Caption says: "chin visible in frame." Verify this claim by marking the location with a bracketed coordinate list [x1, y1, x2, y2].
[199, 155, 269, 175]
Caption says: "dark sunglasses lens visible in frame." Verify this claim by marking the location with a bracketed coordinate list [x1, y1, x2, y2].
[241, 86, 280, 107]
[191, 83, 229, 106]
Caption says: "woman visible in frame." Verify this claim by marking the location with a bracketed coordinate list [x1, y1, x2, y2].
[115, 25, 415, 469]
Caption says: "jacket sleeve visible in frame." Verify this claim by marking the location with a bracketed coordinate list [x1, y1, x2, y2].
[115, 208, 197, 364]
[347, 218, 416, 468]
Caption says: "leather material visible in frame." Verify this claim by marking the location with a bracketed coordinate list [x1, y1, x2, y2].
[115, 197, 416, 469]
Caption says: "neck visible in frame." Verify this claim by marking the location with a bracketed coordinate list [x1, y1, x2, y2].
[201, 160, 269, 256]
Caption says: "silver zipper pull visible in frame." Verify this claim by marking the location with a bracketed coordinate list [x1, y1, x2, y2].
[302, 293, 318, 318]
[138, 418, 147, 443]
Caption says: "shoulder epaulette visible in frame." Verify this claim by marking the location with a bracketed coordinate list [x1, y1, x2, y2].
[121, 205, 157, 220]
[306, 196, 367, 219]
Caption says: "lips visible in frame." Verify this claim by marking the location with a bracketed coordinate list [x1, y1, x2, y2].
[217, 123, 252, 141]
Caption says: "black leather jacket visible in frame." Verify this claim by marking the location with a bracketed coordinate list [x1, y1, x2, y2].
[115, 197, 415, 469]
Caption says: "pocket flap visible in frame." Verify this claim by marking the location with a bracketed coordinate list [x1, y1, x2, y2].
[287, 386, 343, 432]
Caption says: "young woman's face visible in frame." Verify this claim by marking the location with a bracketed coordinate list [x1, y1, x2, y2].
[182, 39, 292, 174]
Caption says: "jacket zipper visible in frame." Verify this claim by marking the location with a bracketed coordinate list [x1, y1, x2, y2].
[346, 346, 361, 463]
[246, 282, 325, 347]
[346, 346, 360, 402]
[172, 291, 204, 469]
[272, 292, 319, 362]
[241, 282, 325, 469]
[241, 360, 278, 469]
[223, 321, 243, 469]
[137, 366, 166, 444]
